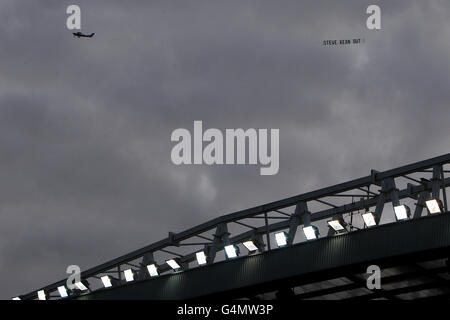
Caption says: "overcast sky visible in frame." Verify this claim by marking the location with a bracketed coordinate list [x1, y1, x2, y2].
[1, 0, 450, 299]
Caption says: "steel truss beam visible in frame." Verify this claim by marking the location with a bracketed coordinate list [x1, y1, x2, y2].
[17, 154, 450, 300]
[75, 213, 450, 300]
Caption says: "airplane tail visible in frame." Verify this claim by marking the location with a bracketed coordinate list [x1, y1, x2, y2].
[89, 33, 95, 37]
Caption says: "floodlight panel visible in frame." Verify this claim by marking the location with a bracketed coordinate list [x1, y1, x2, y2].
[101, 276, 112, 288]
[303, 226, 318, 240]
[275, 232, 287, 247]
[224, 245, 238, 258]
[362, 212, 377, 227]
[74, 281, 88, 291]
[327, 220, 345, 231]
[37, 290, 46, 300]
[166, 259, 181, 270]
[394, 205, 408, 220]
[147, 264, 159, 277]
[124, 269, 134, 282]
[243, 241, 258, 252]
[196, 252, 207, 265]
[426, 199, 441, 214]
[57, 286, 68, 298]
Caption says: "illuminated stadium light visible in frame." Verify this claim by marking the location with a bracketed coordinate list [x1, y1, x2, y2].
[12, 297, 21, 300]
[101, 276, 113, 288]
[166, 259, 181, 270]
[243, 241, 258, 252]
[124, 269, 134, 282]
[57, 286, 68, 298]
[196, 251, 207, 266]
[394, 205, 410, 221]
[147, 264, 159, 277]
[327, 219, 345, 232]
[426, 199, 442, 214]
[275, 232, 288, 247]
[74, 281, 88, 291]
[37, 290, 46, 300]
[224, 245, 238, 259]
[362, 211, 377, 227]
[303, 225, 319, 240]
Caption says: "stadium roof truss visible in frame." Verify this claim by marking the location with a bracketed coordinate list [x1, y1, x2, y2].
[15, 153, 450, 300]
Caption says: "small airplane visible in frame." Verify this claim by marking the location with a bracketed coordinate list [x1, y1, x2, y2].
[72, 31, 95, 38]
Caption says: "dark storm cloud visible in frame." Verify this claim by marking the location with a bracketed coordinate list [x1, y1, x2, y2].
[1, 0, 450, 298]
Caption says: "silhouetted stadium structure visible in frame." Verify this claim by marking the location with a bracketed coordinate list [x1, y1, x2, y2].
[15, 154, 450, 300]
